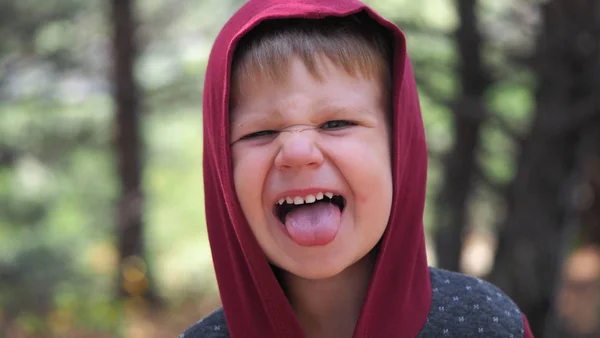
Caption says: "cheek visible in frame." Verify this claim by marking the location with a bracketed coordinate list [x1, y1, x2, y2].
[356, 193, 369, 205]
[232, 146, 276, 222]
[329, 132, 393, 206]
[232, 148, 264, 208]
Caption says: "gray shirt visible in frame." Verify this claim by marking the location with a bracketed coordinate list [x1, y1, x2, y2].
[179, 267, 527, 337]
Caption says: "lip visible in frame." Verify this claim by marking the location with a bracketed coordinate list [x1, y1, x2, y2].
[271, 187, 345, 206]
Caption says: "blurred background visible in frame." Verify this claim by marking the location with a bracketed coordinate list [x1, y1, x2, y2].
[0, 0, 599, 337]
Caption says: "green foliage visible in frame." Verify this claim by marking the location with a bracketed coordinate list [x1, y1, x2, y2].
[0, 0, 226, 334]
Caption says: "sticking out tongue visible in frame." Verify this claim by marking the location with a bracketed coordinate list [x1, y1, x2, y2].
[284, 202, 341, 246]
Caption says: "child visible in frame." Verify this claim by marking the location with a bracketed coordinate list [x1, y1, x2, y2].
[181, 0, 534, 337]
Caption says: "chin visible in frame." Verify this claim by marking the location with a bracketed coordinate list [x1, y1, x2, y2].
[291, 263, 349, 280]
[278, 248, 368, 281]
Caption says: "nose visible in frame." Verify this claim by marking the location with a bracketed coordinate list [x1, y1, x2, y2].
[274, 130, 324, 170]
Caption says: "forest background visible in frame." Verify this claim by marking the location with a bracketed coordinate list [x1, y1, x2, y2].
[1, 0, 599, 337]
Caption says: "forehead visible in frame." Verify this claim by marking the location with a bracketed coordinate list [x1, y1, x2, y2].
[230, 56, 386, 124]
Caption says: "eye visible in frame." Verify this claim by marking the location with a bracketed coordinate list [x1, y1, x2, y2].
[240, 130, 278, 140]
[321, 120, 357, 129]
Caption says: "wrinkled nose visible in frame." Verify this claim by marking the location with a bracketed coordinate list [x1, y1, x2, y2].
[275, 132, 324, 170]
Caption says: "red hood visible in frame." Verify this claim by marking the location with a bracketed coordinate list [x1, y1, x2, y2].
[202, 1, 431, 337]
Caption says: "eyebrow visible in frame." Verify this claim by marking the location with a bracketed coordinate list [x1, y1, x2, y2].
[230, 110, 282, 129]
[238, 105, 379, 127]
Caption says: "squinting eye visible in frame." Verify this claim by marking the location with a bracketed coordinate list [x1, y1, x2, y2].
[240, 130, 278, 140]
[321, 120, 357, 129]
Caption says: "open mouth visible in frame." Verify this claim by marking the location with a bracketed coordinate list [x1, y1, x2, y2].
[274, 192, 346, 224]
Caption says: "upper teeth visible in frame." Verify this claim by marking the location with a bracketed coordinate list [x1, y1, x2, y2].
[277, 192, 335, 205]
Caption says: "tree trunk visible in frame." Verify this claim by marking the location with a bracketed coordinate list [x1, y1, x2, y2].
[580, 143, 600, 247]
[434, 0, 490, 272]
[110, 0, 156, 303]
[489, 0, 600, 336]
[547, 106, 600, 338]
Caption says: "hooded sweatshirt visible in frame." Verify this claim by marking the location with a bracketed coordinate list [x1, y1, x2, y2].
[181, 0, 534, 337]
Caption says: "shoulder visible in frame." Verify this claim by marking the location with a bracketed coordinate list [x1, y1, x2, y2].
[418, 267, 526, 337]
[179, 307, 230, 338]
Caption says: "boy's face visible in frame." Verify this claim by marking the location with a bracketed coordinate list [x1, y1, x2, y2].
[230, 56, 393, 280]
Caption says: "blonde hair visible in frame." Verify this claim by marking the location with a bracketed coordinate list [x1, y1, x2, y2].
[230, 12, 393, 106]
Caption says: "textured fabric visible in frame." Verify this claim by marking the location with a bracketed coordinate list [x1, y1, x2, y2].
[179, 268, 531, 338]
[179, 308, 229, 338]
[202, 1, 430, 337]
[417, 268, 525, 337]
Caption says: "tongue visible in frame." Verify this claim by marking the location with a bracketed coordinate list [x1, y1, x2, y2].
[284, 202, 341, 246]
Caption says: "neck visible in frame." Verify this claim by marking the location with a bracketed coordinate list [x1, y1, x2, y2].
[281, 252, 376, 338]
